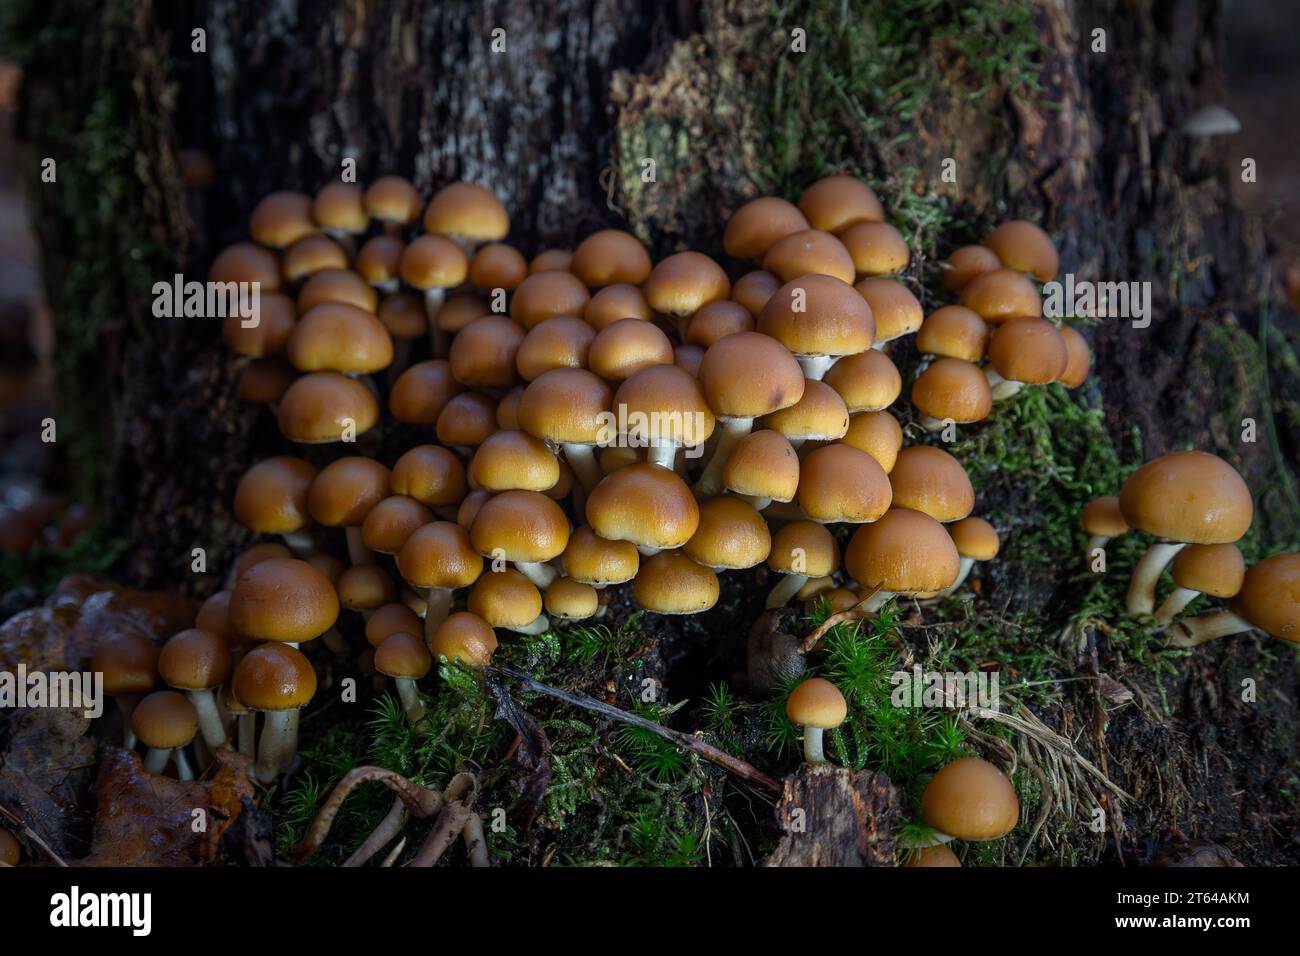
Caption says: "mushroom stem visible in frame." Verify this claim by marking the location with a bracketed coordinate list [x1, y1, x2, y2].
[932, 557, 975, 600]
[280, 530, 315, 555]
[254, 710, 295, 784]
[1084, 534, 1110, 562]
[190, 689, 228, 751]
[797, 354, 834, 380]
[766, 573, 808, 609]
[561, 442, 602, 491]
[173, 747, 195, 781]
[1165, 609, 1253, 647]
[237, 713, 256, 758]
[508, 614, 550, 635]
[802, 726, 829, 766]
[734, 493, 772, 511]
[395, 678, 427, 729]
[345, 526, 375, 565]
[116, 694, 141, 749]
[423, 587, 453, 643]
[143, 747, 172, 775]
[695, 417, 754, 497]
[1154, 587, 1200, 623]
[863, 590, 896, 613]
[1125, 540, 1186, 616]
[919, 413, 949, 432]
[424, 288, 447, 357]
[646, 442, 677, 470]
[984, 367, 1024, 401]
[516, 561, 558, 589]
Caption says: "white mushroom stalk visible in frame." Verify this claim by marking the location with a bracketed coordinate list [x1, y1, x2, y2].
[280, 529, 315, 555]
[1153, 587, 1202, 623]
[1164, 609, 1254, 647]
[561, 442, 602, 491]
[188, 689, 228, 751]
[765, 573, 808, 609]
[237, 713, 256, 758]
[861, 589, 896, 613]
[1125, 540, 1186, 616]
[796, 354, 834, 380]
[645, 439, 678, 471]
[423, 586, 454, 641]
[394, 677, 427, 728]
[507, 614, 550, 635]
[515, 561, 558, 589]
[801, 726, 830, 765]
[983, 367, 1022, 401]
[254, 710, 296, 784]
[695, 416, 754, 497]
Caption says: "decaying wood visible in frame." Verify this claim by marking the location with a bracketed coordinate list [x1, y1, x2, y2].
[766, 765, 902, 867]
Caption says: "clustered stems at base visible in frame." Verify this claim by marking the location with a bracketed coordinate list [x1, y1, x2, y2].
[1125, 540, 1187, 616]
[1165, 609, 1254, 647]
[1154, 586, 1200, 623]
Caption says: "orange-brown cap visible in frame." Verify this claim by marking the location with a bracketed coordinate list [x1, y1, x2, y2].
[196, 590, 239, 645]
[843, 410, 904, 473]
[509, 270, 590, 330]
[762, 230, 856, 284]
[437, 392, 498, 448]
[283, 234, 349, 283]
[761, 379, 849, 442]
[758, 275, 874, 358]
[364, 175, 422, 227]
[375, 631, 432, 680]
[1057, 325, 1091, 388]
[949, 516, 1000, 561]
[0, 827, 20, 866]
[377, 292, 428, 341]
[233, 642, 317, 711]
[723, 197, 810, 260]
[222, 292, 297, 358]
[797, 175, 884, 233]
[158, 628, 232, 692]
[822, 349, 901, 413]
[839, 221, 910, 278]
[358, 236, 406, 289]
[231, 557, 339, 643]
[1172, 543, 1245, 598]
[768, 520, 839, 576]
[288, 302, 393, 374]
[685, 496, 771, 570]
[389, 360, 463, 425]
[429, 611, 499, 665]
[449, 315, 525, 389]
[467, 569, 543, 628]
[250, 191, 316, 248]
[297, 268, 378, 314]
[959, 268, 1041, 324]
[312, 182, 368, 235]
[633, 551, 719, 614]
[984, 220, 1058, 282]
[530, 248, 573, 273]
[911, 358, 993, 424]
[470, 490, 571, 563]
[337, 564, 397, 612]
[400, 234, 469, 291]
[845, 507, 961, 594]
[684, 300, 754, 348]
[365, 603, 425, 648]
[470, 430, 560, 492]
[1118, 451, 1253, 544]
[571, 229, 652, 287]
[361, 495, 435, 555]
[517, 368, 612, 445]
[132, 690, 199, 749]
[698, 332, 805, 420]
[469, 242, 528, 292]
[785, 677, 846, 728]
[888, 446, 974, 523]
[438, 292, 492, 333]
[561, 525, 640, 586]
[797, 443, 893, 523]
[643, 252, 731, 316]
[544, 577, 599, 620]
[723, 429, 800, 502]
[308, 457, 390, 527]
[854, 278, 923, 343]
[588, 318, 674, 382]
[234, 456, 317, 535]
[277, 371, 379, 443]
[422, 182, 509, 243]
[457, 489, 493, 530]
[942, 244, 1003, 292]
[731, 269, 781, 317]
[497, 385, 525, 430]
[230, 542, 294, 583]
[584, 283, 653, 330]
[1231, 553, 1300, 641]
[397, 521, 483, 590]
[238, 357, 298, 405]
[586, 464, 700, 551]
[612, 364, 716, 452]
[516, 315, 595, 381]
[922, 757, 1019, 840]
[987, 317, 1068, 385]
[210, 242, 281, 291]
[1082, 496, 1129, 538]
[916, 306, 990, 361]
[93, 631, 158, 695]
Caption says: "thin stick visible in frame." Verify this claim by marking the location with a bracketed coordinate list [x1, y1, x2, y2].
[798, 585, 883, 655]
[488, 666, 780, 791]
[290, 766, 443, 864]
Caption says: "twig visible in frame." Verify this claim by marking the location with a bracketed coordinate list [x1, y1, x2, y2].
[290, 766, 444, 864]
[343, 795, 407, 867]
[488, 666, 781, 792]
[0, 805, 68, 867]
[797, 585, 882, 655]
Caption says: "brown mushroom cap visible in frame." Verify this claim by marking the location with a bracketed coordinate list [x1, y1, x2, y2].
[297, 268, 378, 314]
[723, 197, 810, 260]
[845, 507, 961, 594]
[698, 332, 805, 420]
[377, 293, 428, 340]
[390, 445, 467, 507]
[1118, 451, 1254, 544]
[674, 344, 705, 377]
[888, 446, 975, 523]
[449, 315, 525, 389]
[364, 175, 422, 227]
[762, 230, 856, 285]
[422, 182, 509, 243]
[365, 603, 425, 647]
[731, 269, 782, 317]
[231, 542, 294, 582]
[222, 292, 297, 357]
[842, 410, 904, 474]
[822, 349, 901, 412]
[283, 234, 349, 283]
[987, 317, 1069, 385]
[400, 234, 469, 291]
[684, 496, 772, 570]
[530, 248, 573, 273]
[470, 490, 571, 563]
[785, 677, 847, 728]
[723, 429, 800, 502]
[1082, 496, 1130, 537]
[839, 221, 910, 277]
[796, 443, 893, 523]
[588, 317, 674, 381]
[232, 642, 317, 711]
[288, 302, 394, 374]
[949, 517, 1000, 561]
[250, 191, 317, 248]
[0, 827, 19, 866]
[1171, 543, 1245, 598]
[517, 367, 612, 445]
[361, 495, 435, 555]
[497, 385, 526, 430]
[197, 590, 239, 645]
[231, 557, 340, 643]
[1057, 325, 1092, 388]
[761, 379, 850, 442]
[1231, 552, 1300, 642]
[510, 270, 591, 330]
[854, 278, 924, 343]
[277, 371, 379, 443]
[768, 520, 840, 576]
[158, 628, 233, 691]
[437, 392, 498, 447]
[571, 229, 652, 287]
[984, 220, 1059, 282]
[374, 631, 432, 680]
[633, 551, 720, 614]
[684, 300, 755, 348]
[210, 242, 282, 292]
[911, 358, 994, 424]
[758, 274, 875, 358]
[92, 632, 159, 695]
[238, 357, 298, 405]
[234, 456, 317, 535]
[922, 757, 1020, 840]
[797, 175, 885, 233]
[916, 306, 990, 361]
[612, 364, 716, 449]
[469, 242, 528, 292]
[544, 577, 600, 620]
[308, 456, 391, 527]
[457, 488, 493, 530]
[389, 360, 463, 425]
[586, 463, 700, 551]
[471, 430, 561, 492]
[429, 612, 499, 666]
[468, 569, 544, 628]
[942, 244, 1003, 292]
[357, 236, 406, 289]
[438, 292, 492, 334]
[584, 283, 653, 330]
[906, 845, 963, 868]
[397, 521, 484, 590]
[959, 268, 1042, 324]
[561, 525, 640, 586]
[643, 252, 731, 316]
[132, 690, 199, 749]
[337, 564, 398, 612]
[516, 315, 595, 381]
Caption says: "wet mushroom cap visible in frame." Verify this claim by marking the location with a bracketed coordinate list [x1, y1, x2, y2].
[570, 229, 652, 287]
[1118, 451, 1254, 544]
[823, 349, 901, 412]
[509, 270, 591, 329]
[437, 393, 498, 447]
[308, 456, 391, 527]
[785, 677, 847, 728]
[633, 551, 720, 614]
[365, 603, 425, 647]
[449, 315, 526, 389]
[158, 628, 233, 691]
[232, 542, 294, 580]
[561, 525, 641, 586]
[468, 569, 544, 628]
[845, 508, 961, 594]
[921, 757, 1020, 841]
[516, 315, 596, 381]
[916, 305, 990, 361]
[530, 248, 573, 273]
[797, 175, 885, 233]
[984, 220, 1059, 282]
[585, 283, 653, 330]
[357, 236, 406, 288]
[277, 372, 379, 443]
[684, 300, 755, 348]
[232, 642, 317, 711]
[723, 196, 810, 260]
[283, 234, 349, 282]
[987, 317, 1069, 385]
[796, 443, 893, 523]
[377, 293, 428, 341]
[360, 496, 435, 554]
[297, 269, 378, 314]
[758, 274, 875, 358]
[587, 317, 675, 381]
[288, 302, 394, 374]
[544, 578, 600, 619]
[397, 521, 483, 590]
[238, 357, 298, 405]
[908, 845, 963, 867]
[469, 242, 528, 291]
[399, 235, 470, 291]
[1231, 552, 1300, 642]
[389, 360, 463, 425]
[761, 379, 850, 442]
[132, 691, 200, 749]
[250, 191, 316, 248]
[210, 242, 282, 291]
[231, 558, 340, 643]
[390, 444, 467, 507]
[684, 496, 772, 570]
[723, 429, 800, 502]
[731, 270, 781, 317]
[234, 456, 318, 535]
[959, 268, 1042, 324]
[364, 175, 422, 226]
[374, 632, 432, 680]
[1171, 543, 1245, 598]
[470, 490, 571, 563]
[222, 291, 297, 357]
[768, 520, 839, 576]
[949, 517, 1000, 560]
[422, 181, 510, 242]
[842, 410, 904, 473]
[698, 332, 805, 419]
[942, 244, 1003, 292]
[643, 251, 731, 316]
[612, 364, 716, 448]
[1057, 325, 1092, 388]
[93, 632, 159, 695]
[854, 278, 924, 342]
[762, 230, 856, 285]
[888, 445, 975, 523]
[517, 367, 613, 445]
[586, 463, 700, 550]
[911, 358, 993, 424]
[337, 564, 398, 612]
[429, 612, 499, 666]
[438, 292, 492, 334]
[470, 430, 561, 492]
[197, 590, 239, 645]
[1082, 496, 1129, 537]
[839, 220, 910, 277]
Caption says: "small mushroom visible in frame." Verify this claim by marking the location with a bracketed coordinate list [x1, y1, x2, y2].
[933, 517, 1000, 600]
[1082, 495, 1129, 564]
[374, 632, 432, 728]
[785, 678, 847, 766]
[158, 628, 233, 750]
[429, 612, 499, 667]
[1154, 542, 1245, 623]
[232, 642, 317, 784]
[1166, 552, 1299, 647]
[132, 690, 200, 779]
[920, 757, 1019, 843]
